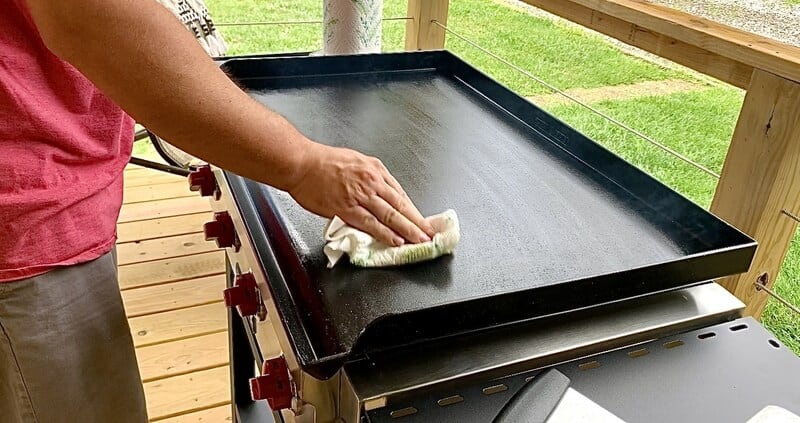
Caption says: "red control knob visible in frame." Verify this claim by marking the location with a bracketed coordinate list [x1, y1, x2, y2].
[223, 272, 260, 317]
[188, 164, 219, 198]
[203, 211, 238, 249]
[250, 357, 292, 410]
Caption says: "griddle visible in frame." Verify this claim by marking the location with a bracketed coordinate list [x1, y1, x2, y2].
[218, 51, 756, 379]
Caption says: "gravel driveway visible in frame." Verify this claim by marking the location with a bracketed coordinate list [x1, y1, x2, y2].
[648, 0, 800, 47]
[503, 0, 800, 47]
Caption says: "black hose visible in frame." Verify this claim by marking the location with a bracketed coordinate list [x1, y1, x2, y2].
[128, 156, 191, 177]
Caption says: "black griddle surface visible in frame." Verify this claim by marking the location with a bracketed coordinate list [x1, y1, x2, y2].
[220, 52, 755, 379]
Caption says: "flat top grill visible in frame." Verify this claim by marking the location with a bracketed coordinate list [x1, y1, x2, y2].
[220, 51, 755, 379]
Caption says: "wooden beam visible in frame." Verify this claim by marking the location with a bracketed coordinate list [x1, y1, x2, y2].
[710, 69, 800, 317]
[405, 0, 450, 51]
[521, 0, 800, 88]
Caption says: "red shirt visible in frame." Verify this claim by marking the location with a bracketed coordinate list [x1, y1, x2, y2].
[0, 0, 134, 281]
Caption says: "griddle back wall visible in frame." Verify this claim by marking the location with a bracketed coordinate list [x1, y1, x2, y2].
[223, 52, 749, 248]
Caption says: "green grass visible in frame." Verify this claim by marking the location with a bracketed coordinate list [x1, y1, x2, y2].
[205, 0, 685, 94]
[547, 86, 740, 208]
[766, 237, 800, 353]
[132, 140, 164, 162]
[549, 88, 799, 353]
[132, 125, 168, 163]
[444, 0, 685, 94]
[178, 0, 798, 353]
[204, 0, 330, 54]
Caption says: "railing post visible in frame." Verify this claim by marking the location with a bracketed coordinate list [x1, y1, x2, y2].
[405, 0, 450, 51]
[710, 69, 800, 318]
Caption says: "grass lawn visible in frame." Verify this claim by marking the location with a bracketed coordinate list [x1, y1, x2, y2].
[205, 0, 684, 94]
[547, 87, 740, 209]
[174, 0, 797, 353]
[551, 89, 799, 352]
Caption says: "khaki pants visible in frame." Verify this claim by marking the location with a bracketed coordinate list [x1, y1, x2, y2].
[0, 251, 148, 422]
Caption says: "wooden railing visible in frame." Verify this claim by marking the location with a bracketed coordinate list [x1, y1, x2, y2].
[405, 0, 800, 318]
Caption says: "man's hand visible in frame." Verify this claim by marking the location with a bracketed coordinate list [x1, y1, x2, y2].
[24, 0, 433, 245]
[291, 144, 435, 246]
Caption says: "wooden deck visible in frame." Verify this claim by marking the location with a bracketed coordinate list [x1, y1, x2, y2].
[119, 163, 232, 422]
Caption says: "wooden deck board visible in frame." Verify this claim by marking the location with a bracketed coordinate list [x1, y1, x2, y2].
[118, 196, 212, 223]
[124, 171, 186, 187]
[117, 213, 209, 243]
[136, 332, 229, 382]
[117, 232, 218, 266]
[158, 405, 232, 423]
[118, 251, 225, 290]
[129, 302, 228, 348]
[124, 181, 196, 204]
[121, 275, 225, 318]
[143, 366, 230, 421]
[125, 164, 149, 171]
[120, 165, 231, 422]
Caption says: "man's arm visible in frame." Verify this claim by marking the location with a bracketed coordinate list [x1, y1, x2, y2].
[24, 0, 434, 246]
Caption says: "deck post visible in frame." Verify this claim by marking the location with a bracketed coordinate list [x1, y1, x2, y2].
[710, 69, 800, 318]
[405, 0, 450, 51]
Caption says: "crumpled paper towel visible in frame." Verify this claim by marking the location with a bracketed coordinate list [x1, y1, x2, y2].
[323, 209, 460, 268]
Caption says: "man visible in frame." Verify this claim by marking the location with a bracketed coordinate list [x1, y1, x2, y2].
[0, 0, 434, 421]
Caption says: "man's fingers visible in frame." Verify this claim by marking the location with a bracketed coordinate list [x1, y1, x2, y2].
[376, 163, 435, 236]
[376, 178, 435, 237]
[362, 194, 430, 244]
[381, 168, 407, 197]
[344, 207, 404, 247]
